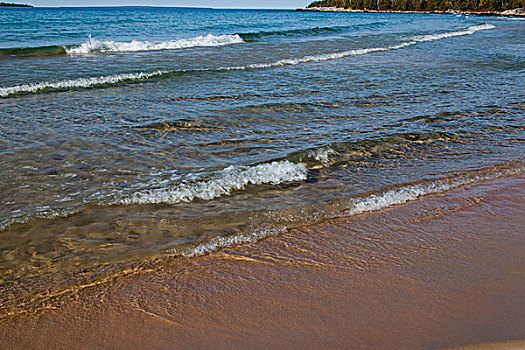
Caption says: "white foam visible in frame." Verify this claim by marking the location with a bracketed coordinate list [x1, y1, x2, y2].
[0, 206, 81, 232]
[178, 227, 287, 258]
[175, 163, 523, 258]
[414, 24, 495, 42]
[345, 160, 521, 216]
[1, 24, 495, 98]
[223, 24, 495, 71]
[0, 70, 168, 97]
[346, 182, 456, 216]
[65, 34, 244, 55]
[307, 147, 338, 164]
[119, 160, 308, 205]
[222, 46, 391, 71]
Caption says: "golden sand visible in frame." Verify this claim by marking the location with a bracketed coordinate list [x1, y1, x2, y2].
[1, 175, 524, 349]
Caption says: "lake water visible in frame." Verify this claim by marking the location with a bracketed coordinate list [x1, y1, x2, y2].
[0, 7, 523, 314]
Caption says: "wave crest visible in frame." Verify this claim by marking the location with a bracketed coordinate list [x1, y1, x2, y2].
[0, 70, 168, 97]
[119, 161, 308, 205]
[65, 34, 244, 55]
[0, 24, 495, 98]
[413, 23, 496, 42]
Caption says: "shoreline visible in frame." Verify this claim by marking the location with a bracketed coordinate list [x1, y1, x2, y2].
[1, 174, 524, 349]
[298, 6, 525, 17]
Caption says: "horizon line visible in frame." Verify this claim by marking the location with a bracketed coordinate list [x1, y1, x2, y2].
[6, 5, 302, 10]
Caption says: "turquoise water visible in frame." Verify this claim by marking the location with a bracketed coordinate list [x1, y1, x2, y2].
[0, 7, 524, 311]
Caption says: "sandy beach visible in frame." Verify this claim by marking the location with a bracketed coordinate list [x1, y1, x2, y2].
[1, 174, 523, 349]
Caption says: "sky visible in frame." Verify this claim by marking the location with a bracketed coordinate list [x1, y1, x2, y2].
[24, 1, 312, 9]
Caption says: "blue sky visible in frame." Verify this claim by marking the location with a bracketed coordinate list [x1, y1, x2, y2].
[26, 1, 312, 8]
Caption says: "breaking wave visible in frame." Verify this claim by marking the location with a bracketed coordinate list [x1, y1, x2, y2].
[65, 34, 244, 55]
[0, 70, 168, 97]
[306, 147, 339, 165]
[413, 23, 495, 42]
[173, 161, 523, 258]
[0, 24, 494, 98]
[118, 160, 308, 205]
[0, 34, 244, 58]
[345, 160, 520, 216]
[177, 227, 288, 258]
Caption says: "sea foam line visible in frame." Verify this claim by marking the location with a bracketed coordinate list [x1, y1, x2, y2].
[345, 157, 517, 217]
[179, 227, 288, 258]
[119, 160, 308, 205]
[0, 24, 494, 98]
[175, 181, 459, 258]
[65, 34, 244, 55]
[0, 161, 306, 232]
[413, 23, 495, 42]
[0, 70, 168, 98]
[175, 161, 523, 259]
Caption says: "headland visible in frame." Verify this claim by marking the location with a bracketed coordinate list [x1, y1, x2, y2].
[299, 1, 525, 17]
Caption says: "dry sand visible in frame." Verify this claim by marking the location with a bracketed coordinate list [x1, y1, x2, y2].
[1, 175, 524, 349]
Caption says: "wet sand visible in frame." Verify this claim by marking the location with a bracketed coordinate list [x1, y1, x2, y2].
[445, 339, 525, 349]
[1, 175, 524, 349]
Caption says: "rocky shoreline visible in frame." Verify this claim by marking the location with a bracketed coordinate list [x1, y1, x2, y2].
[298, 6, 525, 17]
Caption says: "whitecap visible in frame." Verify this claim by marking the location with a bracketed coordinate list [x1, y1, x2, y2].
[413, 23, 495, 42]
[0, 70, 168, 97]
[306, 147, 339, 165]
[65, 34, 244, 55]
[1, 24, 496, 98]
[174, 227, 287, 258]
[119, 160, 308, 205]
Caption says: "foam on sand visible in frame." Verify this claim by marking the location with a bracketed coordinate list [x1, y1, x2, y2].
[177, 227, 287, 258]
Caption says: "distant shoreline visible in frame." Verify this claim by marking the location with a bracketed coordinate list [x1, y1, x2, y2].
[0, 2, 32, 7]
[298, 6, 525, 17]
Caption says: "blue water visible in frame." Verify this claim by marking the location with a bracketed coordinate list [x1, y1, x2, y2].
[0, 7, 524, 312]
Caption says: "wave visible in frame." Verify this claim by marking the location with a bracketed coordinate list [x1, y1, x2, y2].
[173, 161, 524, 258]
[413, 23, 495, 42]
[0, 70, 168, 97]
[0, 24, 494, 98]
[0, 160, 306, 233]
[0, 45, 67, 58]
[0, 206, 81, 233]
[0, 34, 244, 58]
[237, 22, 386, 41]
[0, 46, 404, 97]
[0, 23, 386, 59]
[177, 227, 288, 258]
[118, 160, 308, 205]
[65, 34, 244, 55]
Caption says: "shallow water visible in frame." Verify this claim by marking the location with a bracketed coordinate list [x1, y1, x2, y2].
[0, 7, 524, 313]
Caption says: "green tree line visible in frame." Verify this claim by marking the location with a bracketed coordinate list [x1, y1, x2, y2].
[307, 0, 524, 11]
[0, 2, 33, 6]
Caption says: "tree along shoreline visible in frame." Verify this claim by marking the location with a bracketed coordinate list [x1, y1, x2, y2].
[299, 6, 524, 16]
[0, 2, 33, 7]
[302, 0, 525, 16]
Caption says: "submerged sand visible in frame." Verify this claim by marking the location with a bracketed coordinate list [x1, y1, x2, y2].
[1, 175, 524, 349]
